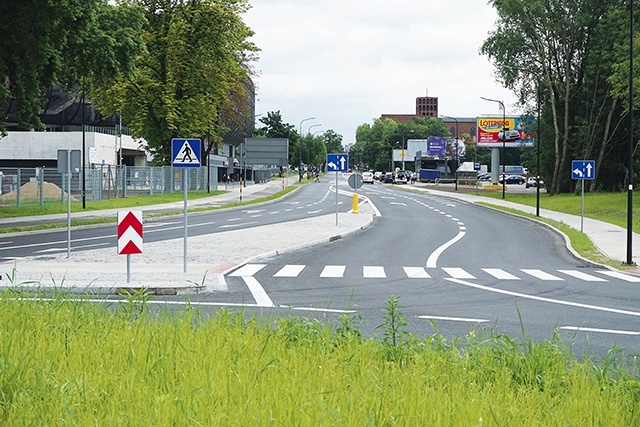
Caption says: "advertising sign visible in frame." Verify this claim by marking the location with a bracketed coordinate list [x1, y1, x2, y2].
[427, 136, 447, 157]
[477, 116, 534, 148]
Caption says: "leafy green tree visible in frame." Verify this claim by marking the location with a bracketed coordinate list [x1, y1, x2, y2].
[257, 111, 300, 165]
[93, 0, 257, 165]
[0, 0, 115, 133]
[322, 129, 344, 154]
[354, 117, 448, 172]
[482, 0, 624, 194]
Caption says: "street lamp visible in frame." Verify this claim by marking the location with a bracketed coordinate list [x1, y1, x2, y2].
[307, 123, 321, 136]
[401, 130, 414, 171]
[441, 115, 459, 191]
[299, 116, 315, 181]
[306, 123, 322, 165]
[481, 97, 506, 199]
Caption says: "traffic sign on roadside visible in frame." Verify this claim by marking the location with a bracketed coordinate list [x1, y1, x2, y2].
[348, 173, 363, 189]
[117, 210, 143, 255]
[571, 160, 595, 180]
[326, 153, 348, 172]
[172, 138, 201, 168]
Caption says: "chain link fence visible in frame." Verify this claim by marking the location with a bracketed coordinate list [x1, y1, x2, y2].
[0, 165, 231, 207]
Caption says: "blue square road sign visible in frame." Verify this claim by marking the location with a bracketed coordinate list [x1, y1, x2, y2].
[172, 138, 201, 168]
[326, 153, 348, 172]
[571, 160, 595, 180]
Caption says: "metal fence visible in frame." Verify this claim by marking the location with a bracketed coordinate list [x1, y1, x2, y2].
[0, 165, 230, 207]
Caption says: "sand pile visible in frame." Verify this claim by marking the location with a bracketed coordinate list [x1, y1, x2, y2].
[0, 181, 77, 201]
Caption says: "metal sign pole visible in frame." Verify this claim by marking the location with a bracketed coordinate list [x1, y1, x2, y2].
[581, 178, 585, 232]
[183, 168, 188, 273]
[66, 150, 71, 258]
[335, 171, 339, 226]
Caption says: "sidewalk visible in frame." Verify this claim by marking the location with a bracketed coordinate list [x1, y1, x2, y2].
[0, 178, 375, 294]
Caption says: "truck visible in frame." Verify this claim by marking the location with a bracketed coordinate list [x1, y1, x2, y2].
[419, 169, 441, 182]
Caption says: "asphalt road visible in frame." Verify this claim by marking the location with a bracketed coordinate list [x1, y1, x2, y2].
[217, 183, 640, 359]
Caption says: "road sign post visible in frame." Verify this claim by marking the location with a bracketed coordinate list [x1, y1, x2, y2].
[172, 139, 201, 273]
[571, 160, 596, 232]
[118, 210, 143, 283]
[326, 154, 349, 225]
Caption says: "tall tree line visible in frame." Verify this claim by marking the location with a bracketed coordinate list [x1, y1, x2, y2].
[482, 0, 636, 194]
[0, 0, 257, 165]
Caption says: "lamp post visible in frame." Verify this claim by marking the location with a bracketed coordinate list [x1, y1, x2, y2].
[627, 0, 634, 265]
[481, 97, 506, 199]
[441, 115, 459, 191]
[401, 129, 414, 171]
[299, 116, 315, 181]
[307, 123, 321, 165]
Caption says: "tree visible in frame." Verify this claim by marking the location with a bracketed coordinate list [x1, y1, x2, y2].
[353, 117, 449, 172]
[322, 129, 344, 154]
[92, 0, 257, 164]
[0, 0, 113, 133]
[482, 0, 625, 194]
[257, 111, 300, 166]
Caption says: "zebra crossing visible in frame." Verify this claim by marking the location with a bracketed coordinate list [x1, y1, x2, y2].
[229, 263, 640, 283]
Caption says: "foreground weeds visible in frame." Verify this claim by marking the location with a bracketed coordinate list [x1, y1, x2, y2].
[0, 292, 638, 425]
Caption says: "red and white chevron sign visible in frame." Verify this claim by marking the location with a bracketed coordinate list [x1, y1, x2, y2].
[117, 211, 143, 255]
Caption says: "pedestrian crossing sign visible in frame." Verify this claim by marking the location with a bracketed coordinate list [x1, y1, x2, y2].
[172, 138, 201, 168]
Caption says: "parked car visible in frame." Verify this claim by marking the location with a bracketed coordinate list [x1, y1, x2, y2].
[526, 177, 545, 188]
[362, 171, 374, 184]
[383, 172, 395, 183]
[499, 174, 525, 185]
[497, 129, 521, 141]
[394, 171, 408, 184]
[374, 171, 383, 181]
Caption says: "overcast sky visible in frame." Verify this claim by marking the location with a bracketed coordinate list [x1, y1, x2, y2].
[243, 0, 520, 144]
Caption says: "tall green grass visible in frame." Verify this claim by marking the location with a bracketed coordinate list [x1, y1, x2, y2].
[0, 292, 638, 425]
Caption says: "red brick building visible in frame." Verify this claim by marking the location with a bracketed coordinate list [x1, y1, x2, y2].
[381, 95, 477, 142]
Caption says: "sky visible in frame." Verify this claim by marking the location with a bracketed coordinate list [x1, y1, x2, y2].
[243, 0, 520, 144]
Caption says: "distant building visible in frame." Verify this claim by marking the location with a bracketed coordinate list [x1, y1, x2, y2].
[380, 95, 476, 142]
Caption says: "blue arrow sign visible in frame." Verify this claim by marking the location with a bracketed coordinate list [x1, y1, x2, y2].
[571, 160, 595, 180]
[326, 153, 348, 172]
[172, 138, 201, 168]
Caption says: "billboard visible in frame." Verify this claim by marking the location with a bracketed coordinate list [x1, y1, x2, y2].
[243, 138, 289, 166]
[477, 116, 534, 148]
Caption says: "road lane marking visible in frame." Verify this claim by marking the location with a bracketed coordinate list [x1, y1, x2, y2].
[320, 265, 346, 278]
[482, 268, 521, 280]
[560, 326, 640, 336]
[242, 276, 275, 307]
[596, 270, 640, 282]
[426, 230, 466, 268]
[218, 221, 258, 229]
[442, 267, 476, 279]
[558, 270, 607, 282]
[363, 266, 386, 278]
[403, 267, 431, 278]
[274, 265, 305, 277]
[417, 315, 489, 323]
[281, 306, 356, 314]
[520, 269, 564, 281]
[447, 278, 640, 317]
[229, 264, 266, 277]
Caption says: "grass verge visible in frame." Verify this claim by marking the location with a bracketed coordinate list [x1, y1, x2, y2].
[0, 292, 638, 425]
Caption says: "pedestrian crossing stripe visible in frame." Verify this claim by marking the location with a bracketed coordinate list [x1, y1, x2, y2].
[231, 264, 640, 283]
[171, 138, 201, 167]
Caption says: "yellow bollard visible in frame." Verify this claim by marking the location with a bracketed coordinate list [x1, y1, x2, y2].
[352, 193, 359, 214]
